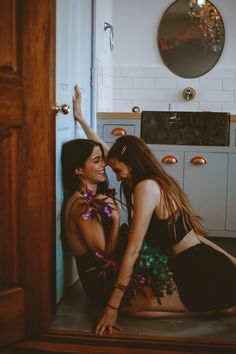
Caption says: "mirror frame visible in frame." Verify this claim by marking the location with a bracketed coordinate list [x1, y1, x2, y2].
[157, 0, 225, 78]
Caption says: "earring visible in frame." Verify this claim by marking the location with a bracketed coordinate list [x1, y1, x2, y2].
[75, 168, 82, 176]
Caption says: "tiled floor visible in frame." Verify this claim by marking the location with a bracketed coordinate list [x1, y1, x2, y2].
[51, 281, 236, 343]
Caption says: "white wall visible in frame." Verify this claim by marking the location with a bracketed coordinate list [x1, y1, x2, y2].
[100, 0, 236, 113]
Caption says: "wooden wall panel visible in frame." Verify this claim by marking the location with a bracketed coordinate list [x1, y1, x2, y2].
[0, 0, 17, 73]
[0, 0, 56, 345]
[0, 288, 24, 344]
[0, 128, 21, 289]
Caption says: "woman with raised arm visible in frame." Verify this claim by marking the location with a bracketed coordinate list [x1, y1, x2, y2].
[61, 137, 122, 309]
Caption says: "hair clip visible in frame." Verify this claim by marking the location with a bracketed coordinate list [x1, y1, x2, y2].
[120, 145, 127, 155]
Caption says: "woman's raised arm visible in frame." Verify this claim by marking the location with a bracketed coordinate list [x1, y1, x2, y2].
[73, 84, 110, 156]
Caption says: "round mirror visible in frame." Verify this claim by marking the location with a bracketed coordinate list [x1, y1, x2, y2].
[158, 0, 225, 78]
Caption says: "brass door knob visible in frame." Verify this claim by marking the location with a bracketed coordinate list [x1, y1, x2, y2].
[53, 104, 70, 115]
[162, 155, 178, 164]
[190, 156, 207, 164]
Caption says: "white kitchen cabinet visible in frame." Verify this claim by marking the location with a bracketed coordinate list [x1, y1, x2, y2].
[152, 150, 184, 188]
[184, 152, 228, 231]
[152, 150, 228, 232]
[226, 154, 236, 231]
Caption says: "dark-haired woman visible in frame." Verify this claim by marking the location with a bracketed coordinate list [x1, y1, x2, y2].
[61, 137, 122, 309]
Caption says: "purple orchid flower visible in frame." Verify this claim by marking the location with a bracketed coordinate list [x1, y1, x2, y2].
[83, 188, 96, 202]
[82, 210, 93, 220]
[103, 205, 113, 217]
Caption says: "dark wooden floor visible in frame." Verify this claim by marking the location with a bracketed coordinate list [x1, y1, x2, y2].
[2, 271, 236, 354]
[52, 281, 236, 341]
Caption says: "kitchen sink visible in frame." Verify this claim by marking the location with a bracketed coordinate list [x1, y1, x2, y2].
[141, 111, 230, 146]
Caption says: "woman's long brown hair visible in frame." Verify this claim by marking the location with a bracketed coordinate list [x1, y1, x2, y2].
[107, 135, 207, 237]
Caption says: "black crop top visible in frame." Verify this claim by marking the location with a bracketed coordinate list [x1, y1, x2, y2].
[145, 211, 192, 251]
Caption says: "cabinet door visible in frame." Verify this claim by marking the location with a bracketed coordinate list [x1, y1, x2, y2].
[152, 150, 184, 188]
[97, 118, 141, 143]
[226, 154, 236, 231]
[103, 124, 136, 143]
[184, 152, 228, 230]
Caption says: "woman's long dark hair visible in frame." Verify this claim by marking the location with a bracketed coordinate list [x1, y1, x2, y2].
[107, 135, 207, 236]
[61, 139, 108, 201]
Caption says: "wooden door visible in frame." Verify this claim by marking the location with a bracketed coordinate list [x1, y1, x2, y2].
[0, 0, 55, 345]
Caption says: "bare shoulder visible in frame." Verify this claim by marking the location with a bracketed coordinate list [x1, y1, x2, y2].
[134, 179, 160, 195]
[134, 179, 161, 203]
[132, 179, 161, 218]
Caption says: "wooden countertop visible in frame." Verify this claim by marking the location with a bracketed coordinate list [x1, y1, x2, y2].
[97, 112, 141, 119]
[231, 115, 236, 122]
[97, 112, 236, 122]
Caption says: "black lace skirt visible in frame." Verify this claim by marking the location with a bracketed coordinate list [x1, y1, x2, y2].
[75, 252, 117, 308]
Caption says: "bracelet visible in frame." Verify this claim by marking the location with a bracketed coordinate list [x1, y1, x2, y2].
[114, 283, 127, 292]
[106, 304, 118, 311]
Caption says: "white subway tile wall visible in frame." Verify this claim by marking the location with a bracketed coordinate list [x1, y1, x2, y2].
[109, 65, 236, 114]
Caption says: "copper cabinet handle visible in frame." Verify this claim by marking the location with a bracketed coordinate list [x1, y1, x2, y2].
[111, 127, 128, 136]
[162, 155, 178, 164]
[190, 156, 208, 164]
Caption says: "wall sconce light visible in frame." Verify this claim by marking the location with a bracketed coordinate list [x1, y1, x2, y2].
[182, 87, 196, 101]
[104, 22, 114, 51]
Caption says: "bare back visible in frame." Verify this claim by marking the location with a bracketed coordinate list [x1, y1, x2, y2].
[64, 191, 106, 256]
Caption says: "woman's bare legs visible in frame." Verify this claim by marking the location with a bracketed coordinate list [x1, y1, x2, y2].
[124, 287, 236, 319]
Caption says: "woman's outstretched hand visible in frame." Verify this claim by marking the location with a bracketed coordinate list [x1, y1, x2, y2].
[95, 307, 122, 335]
[73, 84, 85, 123]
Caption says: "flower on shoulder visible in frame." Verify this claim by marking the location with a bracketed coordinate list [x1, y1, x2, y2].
[79, 187, 118, 221]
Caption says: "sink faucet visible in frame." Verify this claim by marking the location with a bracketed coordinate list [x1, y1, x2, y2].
[168, 103, 177, 123]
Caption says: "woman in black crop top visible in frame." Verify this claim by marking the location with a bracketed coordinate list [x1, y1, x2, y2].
[96, 136, 236, 335]
[73, 85, 236, 335]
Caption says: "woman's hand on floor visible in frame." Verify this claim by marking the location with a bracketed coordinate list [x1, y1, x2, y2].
[95, 306, 122, 335]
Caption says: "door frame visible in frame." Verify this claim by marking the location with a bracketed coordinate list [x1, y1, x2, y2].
[22, 0, 56, 336]
[4, 1, 235, 352]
